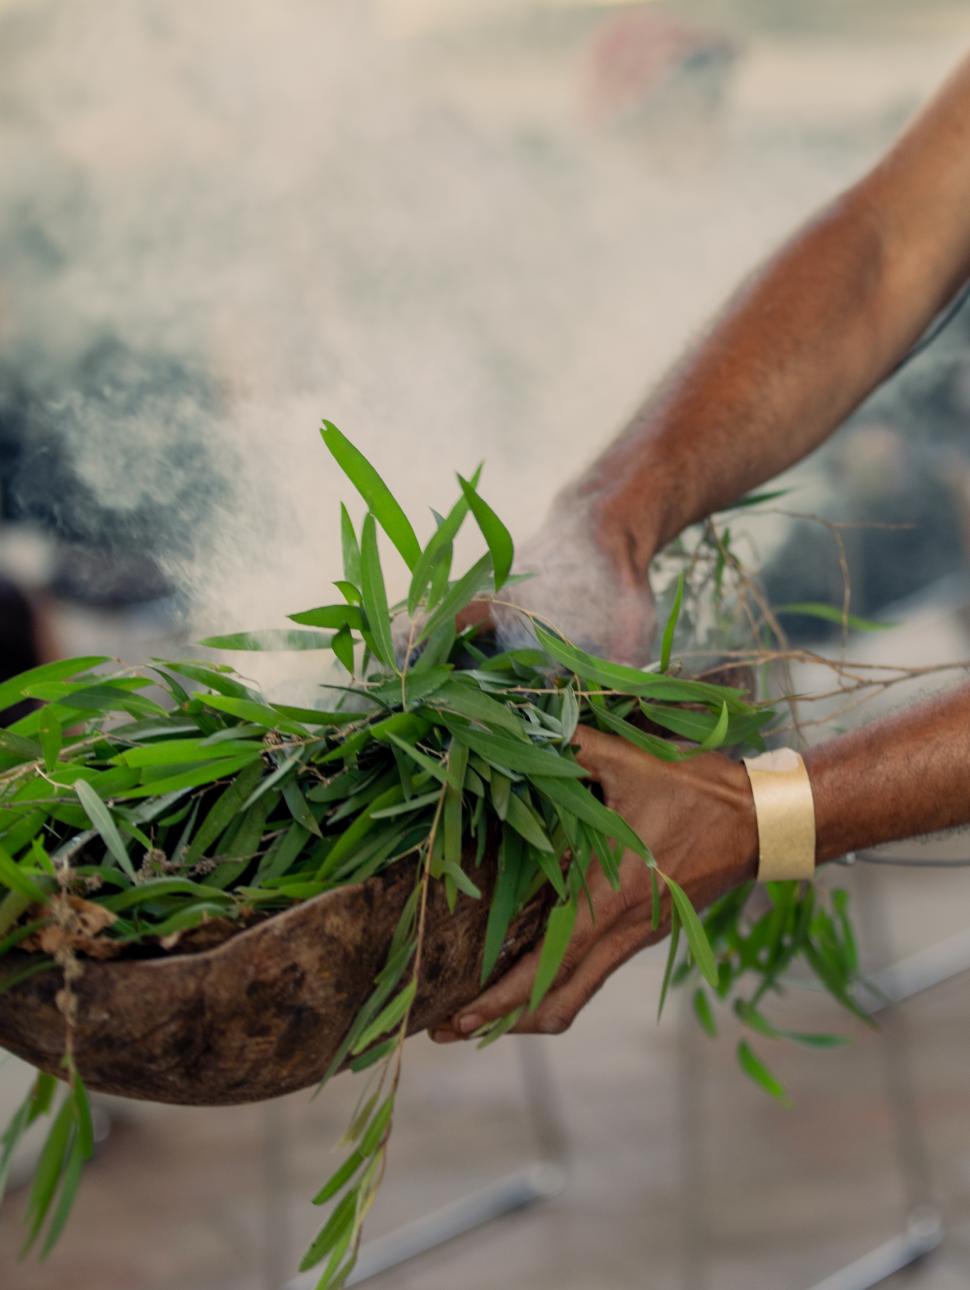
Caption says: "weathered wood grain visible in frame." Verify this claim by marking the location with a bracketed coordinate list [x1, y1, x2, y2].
[0, 861, 550, 1106]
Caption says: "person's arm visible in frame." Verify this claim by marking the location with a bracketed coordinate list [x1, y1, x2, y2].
[431, 681, 970, 1041]
[572, 52, 970, 588]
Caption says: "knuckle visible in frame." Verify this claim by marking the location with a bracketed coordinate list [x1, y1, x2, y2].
[538, 1009, 573, 1035]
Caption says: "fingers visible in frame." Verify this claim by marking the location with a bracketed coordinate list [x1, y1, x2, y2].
[510, 911, 649, 1035]
[429, 864, 631, 1044]
[430, 908, 650, 1044]
[430, 945, 543, 1044]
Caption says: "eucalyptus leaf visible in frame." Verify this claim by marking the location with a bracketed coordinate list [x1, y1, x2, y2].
[406, 464, 482, 615]
[359, 513, 397, 671]
[74, 780, 137, 882]
[0, 424, 855, 1283]
[457, 473, 514, 590]
[775, 602, 892, 633]
[529, 899, 577, 1012]
[321, 421, 420, 570]
[659, 573, 684, 673]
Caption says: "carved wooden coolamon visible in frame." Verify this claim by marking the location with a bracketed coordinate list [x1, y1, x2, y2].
[0, 862, 550, 1106]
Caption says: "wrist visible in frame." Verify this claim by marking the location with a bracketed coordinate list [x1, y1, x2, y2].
[719, 758, 760, 885]
[681, 754, 759, 890]
[801, 743, 845, 867]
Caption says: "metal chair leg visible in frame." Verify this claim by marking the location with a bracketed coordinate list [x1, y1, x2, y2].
[802, 1210, 942, 1290]
[802, 867, 959, 1290]
[282, 1039, 569, 1289]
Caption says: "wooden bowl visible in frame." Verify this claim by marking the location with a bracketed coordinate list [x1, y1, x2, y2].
[0, 862, 550, 1106]
[0, 666, 752, 1107]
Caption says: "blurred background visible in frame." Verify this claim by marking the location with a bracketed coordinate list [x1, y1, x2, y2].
[2, 1, 970, 1287]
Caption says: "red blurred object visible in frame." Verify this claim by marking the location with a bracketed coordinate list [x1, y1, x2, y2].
[588, 8, 740, 129]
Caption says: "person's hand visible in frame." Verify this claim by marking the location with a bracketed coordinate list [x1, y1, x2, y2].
[430, 726, 757, 1041]
[459, 493, 657, 666]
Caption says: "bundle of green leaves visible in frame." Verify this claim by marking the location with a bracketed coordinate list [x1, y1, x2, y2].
[0, 424, 864, 1287]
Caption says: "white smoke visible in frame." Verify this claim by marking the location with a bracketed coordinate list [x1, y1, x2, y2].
[0, 0, 956, 672]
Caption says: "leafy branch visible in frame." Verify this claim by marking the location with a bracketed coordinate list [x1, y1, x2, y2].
[0, 424, 872, 1282]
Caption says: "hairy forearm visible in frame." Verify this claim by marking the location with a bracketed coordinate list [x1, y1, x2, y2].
[571, 54, 970, 577]
[806, 683, 970, 864]
[583, 190, 899, 564]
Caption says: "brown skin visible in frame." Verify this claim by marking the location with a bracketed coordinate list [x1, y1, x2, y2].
[434, 726, 758, 1040]
[434, 685, 970, 1040]
[432, 52, 970, 1043]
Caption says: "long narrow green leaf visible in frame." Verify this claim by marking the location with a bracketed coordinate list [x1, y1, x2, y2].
[352, 980, 417, 1053]
[535, 624, 747, 707]
[300, 1191, 359, 1274]
[0, 730, 43, 763]
[385, 734, 452, 787]
[592, 703, 687, 762]
[716, 487, 791, 512]
[775, 602, 892, 633]
[504, 791, 554, 853]
[74, 780, 137, 882]
[199, 694, 310, 736]
[38, 709, 62, 772]
[559, 684, 579, 744]
[283, 780, 322, 837]
[200, 629, 334, 651]
[442, 859, 481, 900]
[369, 790, 440, 819]
[699, 702, 729, 751]
[116, 737, 263, 767]
[657, 905, 681, 1021]
[659, 573, 684, 673]
[340, 503, 362, 585]
[172, 762, 262, 866]
[692, 987, 717, 1037]
[0, 657, 109, 714]
[531, 775, 650, 859]
[474, 1006, 525, 1049]
[0, 846, 48, 902]
[406, 464, 482, 615]
[443, 723, 586, 779]
[156, 660, 256, 700]
[417, 555, 493, 645]
[427, 679, 526, 737]
[458, 474, 514, 590]
[122, 754, 261, 799]
[288, 604, 365, 631]
[529, 899, 577, 1012]
[737, 1040, 791, 1104]
[665, 877, 718, 988]
[481, 838, 523, 983]
[312, 1150, 366, 1206]
[21, 1096, 74, 1256]
[321, 422, 420, 569]
[332, 623, 355, 674]
[39, 1137, 85, 1258]
[359, 513, 397, 670]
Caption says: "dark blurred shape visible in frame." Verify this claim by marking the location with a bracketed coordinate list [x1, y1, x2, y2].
[50, 543, 173, 609]
[0, 576, 43, 725]
[762, 296, 970, 639]
[0, 335, 225, 609]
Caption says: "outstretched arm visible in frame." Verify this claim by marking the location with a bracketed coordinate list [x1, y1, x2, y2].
[572, 52, 970, 588]
[432, 680, 970, 1040]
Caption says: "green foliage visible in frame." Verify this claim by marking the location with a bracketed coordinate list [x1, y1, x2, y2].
[0, 424, 864, 1286]
[659, 573, 684, 674]
[774, 602, 892, 633]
